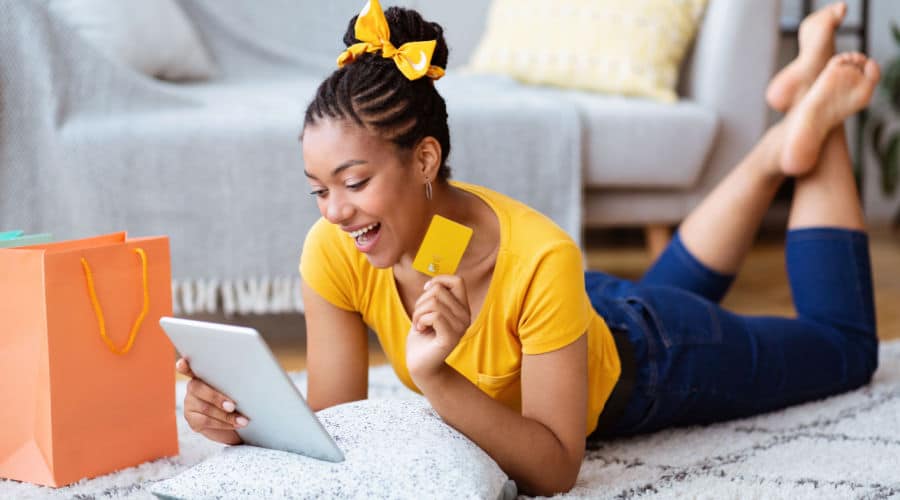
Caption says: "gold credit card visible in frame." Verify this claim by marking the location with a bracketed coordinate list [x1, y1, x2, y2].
[412, 215, 474, 276]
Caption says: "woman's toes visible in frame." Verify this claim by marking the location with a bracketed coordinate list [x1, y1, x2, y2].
[864, 59, 881, 83]
[848, 52, 867, 66]
[831, 2, 847, 21]
[835, 52, 855, 65]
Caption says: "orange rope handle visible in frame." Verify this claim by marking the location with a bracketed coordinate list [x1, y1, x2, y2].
[80, 248, 150, 355]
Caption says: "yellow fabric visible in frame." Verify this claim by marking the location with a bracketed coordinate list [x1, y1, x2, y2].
[300, 181, 621, 436]
[467, 0, 708, 102]
[337, 0, 446, 81]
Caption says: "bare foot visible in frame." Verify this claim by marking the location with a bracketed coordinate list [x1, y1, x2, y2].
[780, 53, 880, 176]
[766, 2, 847, 112]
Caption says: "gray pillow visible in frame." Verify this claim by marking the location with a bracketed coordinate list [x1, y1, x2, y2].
[47, 0, 216, 81]
[149, 398, 517, 500]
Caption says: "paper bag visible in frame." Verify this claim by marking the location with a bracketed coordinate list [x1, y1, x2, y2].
[0, 232, 179, 487]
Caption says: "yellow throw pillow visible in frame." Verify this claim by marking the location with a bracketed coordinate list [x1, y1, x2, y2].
[467, 0, 708, 102]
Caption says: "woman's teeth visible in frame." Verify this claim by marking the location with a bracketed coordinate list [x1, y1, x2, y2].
[349, 223, 379, 240]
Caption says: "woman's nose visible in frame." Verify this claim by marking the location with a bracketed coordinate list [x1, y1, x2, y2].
[324, 194, 353, 224]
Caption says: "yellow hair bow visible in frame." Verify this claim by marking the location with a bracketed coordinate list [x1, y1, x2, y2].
[337, 0, 445, 81]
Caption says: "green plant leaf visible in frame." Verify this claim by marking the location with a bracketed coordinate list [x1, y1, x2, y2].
[883, 60, 900, 107]
[893, 22, 900, 45]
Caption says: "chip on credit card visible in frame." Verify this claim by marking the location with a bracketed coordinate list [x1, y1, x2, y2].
[412, 215, 473, 277]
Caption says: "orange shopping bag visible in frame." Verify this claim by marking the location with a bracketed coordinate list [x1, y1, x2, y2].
[0, 232, 179, 487]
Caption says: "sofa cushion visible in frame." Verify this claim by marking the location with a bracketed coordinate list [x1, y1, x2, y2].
[555, 91, 719, 189]
[48, 0, 216, 81]
[466, 0, 708, 102]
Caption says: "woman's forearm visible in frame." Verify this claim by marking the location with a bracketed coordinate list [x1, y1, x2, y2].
[414, 364, 582, 496]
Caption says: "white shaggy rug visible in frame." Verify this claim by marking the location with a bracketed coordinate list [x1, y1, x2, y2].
[4, 341, 900, 499]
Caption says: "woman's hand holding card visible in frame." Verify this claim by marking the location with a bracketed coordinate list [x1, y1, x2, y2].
[406, 275, 471, 380]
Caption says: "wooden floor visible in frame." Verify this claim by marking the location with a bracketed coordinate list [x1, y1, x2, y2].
[184, 225, 900, 374]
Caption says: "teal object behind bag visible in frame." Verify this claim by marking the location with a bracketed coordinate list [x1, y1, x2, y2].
[0, 230, 25, 241]
[0, 233, 53, 249]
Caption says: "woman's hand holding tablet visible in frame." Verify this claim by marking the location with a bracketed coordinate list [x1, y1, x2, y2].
[176, 357, 247, 446]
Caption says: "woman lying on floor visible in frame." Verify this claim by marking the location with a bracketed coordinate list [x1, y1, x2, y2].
[177, 1, 880, 495]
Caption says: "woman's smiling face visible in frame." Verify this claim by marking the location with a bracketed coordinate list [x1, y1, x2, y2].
[302, 119, 429, 268]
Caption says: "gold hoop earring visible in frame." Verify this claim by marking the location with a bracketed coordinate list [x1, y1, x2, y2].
[425, 178, 433, 201]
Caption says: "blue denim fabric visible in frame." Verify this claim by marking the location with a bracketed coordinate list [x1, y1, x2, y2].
[586, 228, 878, 437]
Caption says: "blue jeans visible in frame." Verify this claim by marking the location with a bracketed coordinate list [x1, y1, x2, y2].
[586, 227, 878, 437]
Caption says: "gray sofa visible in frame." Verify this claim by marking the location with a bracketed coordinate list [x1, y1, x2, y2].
[0, 0, 779, 315]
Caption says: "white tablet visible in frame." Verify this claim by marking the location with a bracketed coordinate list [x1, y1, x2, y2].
[159, 317, 344, 462]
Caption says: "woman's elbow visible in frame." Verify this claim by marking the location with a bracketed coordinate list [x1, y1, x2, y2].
[519, 460, 581, 496]
[553, 464, 581, 495]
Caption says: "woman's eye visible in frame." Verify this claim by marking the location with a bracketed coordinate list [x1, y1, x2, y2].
[310, 188, 327, 198]
[347, 179, 370, 190]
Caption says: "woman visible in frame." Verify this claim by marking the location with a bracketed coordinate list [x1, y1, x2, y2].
[177, 1, 880, 495]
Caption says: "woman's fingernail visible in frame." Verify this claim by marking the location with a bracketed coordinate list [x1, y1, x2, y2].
[236, 417, 249, 427]
[175, 359, 183, 369]
[423, 280, 432, 290]
[223, 401, 236, 412]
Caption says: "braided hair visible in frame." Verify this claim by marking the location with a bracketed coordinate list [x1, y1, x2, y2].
[302, 7, 452, 180]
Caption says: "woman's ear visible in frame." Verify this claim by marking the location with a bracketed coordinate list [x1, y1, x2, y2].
[414, 136, 442, 182]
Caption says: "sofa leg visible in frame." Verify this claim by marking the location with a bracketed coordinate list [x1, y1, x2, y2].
[644, 224, 671, 261]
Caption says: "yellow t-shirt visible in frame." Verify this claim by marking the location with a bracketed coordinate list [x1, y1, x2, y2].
[299, 181, 621, 436]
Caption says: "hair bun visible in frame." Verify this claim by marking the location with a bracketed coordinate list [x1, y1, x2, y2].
[342, 6, 449, 70]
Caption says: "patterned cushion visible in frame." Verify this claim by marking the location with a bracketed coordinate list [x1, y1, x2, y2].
[466, 0, 708, 102]
[148, 399, 516, 500]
